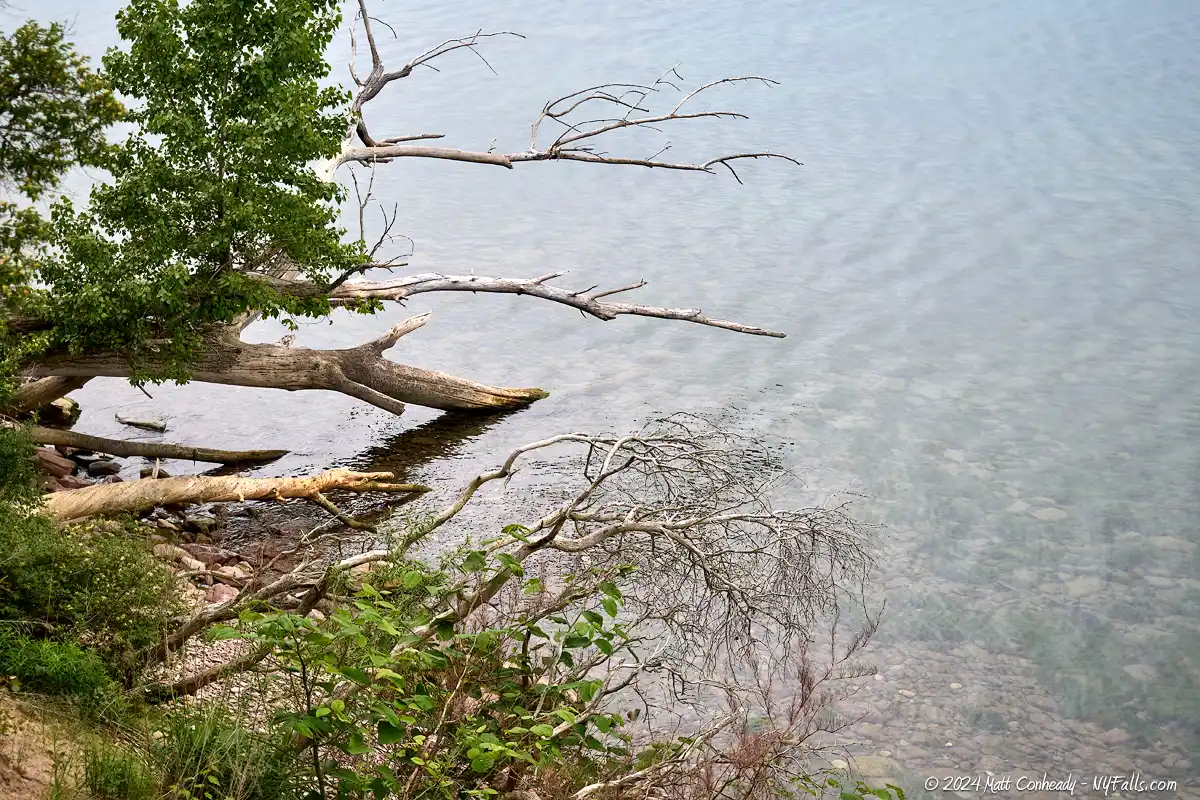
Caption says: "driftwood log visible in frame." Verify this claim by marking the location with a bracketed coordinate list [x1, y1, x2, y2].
[42, 469, 429, 521]
[23, 424, 288, 464]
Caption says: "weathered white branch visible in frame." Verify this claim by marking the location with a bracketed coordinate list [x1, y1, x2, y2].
[42, 469, 429, 521]
[337, 144, 800, 182]
[335, 11, 799, 184]
[271, 273, 784, 338]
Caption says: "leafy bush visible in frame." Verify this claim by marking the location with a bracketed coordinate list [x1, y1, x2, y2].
[208, 547, 900, 800]
[0, 506, 179, 680]
[0, 629, 122, 719]
[0, 424, 41, 505]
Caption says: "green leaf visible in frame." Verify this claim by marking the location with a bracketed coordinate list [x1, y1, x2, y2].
[347, 733, 370, 755]
[581, 610, 603, 626]
[402, 570, 423, 588]
[502, 523, 531, 540]
[377, 721, 404, 745]
[339, 666, 370, 685]
[461, 550, 487, 572]
[207, 625, 243, 641]
[598, 581, 622, 600]
[562, 635, 591, 649]
[529, 724, 554, 738]
[601, 598, 619, 617]
[496, 553, 524, 576]
[595, 638, 613, 656]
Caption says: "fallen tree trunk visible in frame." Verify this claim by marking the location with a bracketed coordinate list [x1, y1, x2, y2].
[24, 425, 288, 464]
[6, 376, 93, 415]
[23, 321, 547, 415]
[42, 468, 430, 521]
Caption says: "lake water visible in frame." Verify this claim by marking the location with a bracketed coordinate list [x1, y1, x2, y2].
[39, 0, 1200, 792]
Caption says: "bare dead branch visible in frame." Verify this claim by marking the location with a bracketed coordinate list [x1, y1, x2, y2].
[258, 273, 785, 338]
[336, 45, 799, 181]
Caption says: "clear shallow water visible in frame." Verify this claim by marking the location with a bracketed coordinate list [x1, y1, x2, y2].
[38, 0, 1200, 787]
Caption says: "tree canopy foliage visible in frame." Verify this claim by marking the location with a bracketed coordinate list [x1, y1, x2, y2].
[25, 0, 372, 384]
[0, 19, 122, 387]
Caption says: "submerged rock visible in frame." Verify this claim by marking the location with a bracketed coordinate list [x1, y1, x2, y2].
[86, 459, 122, 477]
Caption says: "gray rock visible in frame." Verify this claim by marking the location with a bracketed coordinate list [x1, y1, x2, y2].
[1063, 575, 1103, 598]
[851, 755, 902, 779]
[87, 459, 122, 477]
[182, 514, 218, 534]
[1032, 507, 1069, 522]
[1145, 536, 1196, 553]
[1123, 664, 1158, 681]
[1097, 727, 1130, 745]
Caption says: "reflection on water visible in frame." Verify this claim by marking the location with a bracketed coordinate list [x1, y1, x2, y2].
[38, 0, 1200, 787]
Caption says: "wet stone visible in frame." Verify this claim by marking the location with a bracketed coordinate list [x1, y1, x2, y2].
[87, 459, 122, 477]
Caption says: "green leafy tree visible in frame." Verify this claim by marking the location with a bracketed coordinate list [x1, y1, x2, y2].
[42, 0, 363, 382]
[0, 19, 121, 302]
[0, 19, 121, 391]
[3, 0, 790, 425]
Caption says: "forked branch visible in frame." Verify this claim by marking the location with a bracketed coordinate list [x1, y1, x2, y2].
[263, 272, 786, 338]
[338, 3, 799, 182]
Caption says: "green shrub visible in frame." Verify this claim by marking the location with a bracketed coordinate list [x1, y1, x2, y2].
[0, 504, 179, 680]
[0, 629, 122, 719]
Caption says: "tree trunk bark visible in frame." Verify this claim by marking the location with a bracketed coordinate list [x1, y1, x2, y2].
[6, 376, 93, 414]
[22, 330, 547, 415]
[42, 468, 429, 521]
